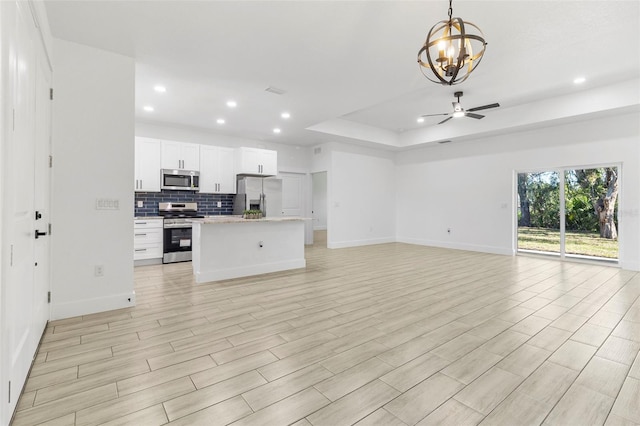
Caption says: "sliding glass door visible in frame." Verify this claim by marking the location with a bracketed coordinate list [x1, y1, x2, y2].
[517, 171, 561, 254]
[517, 166, 619, 261]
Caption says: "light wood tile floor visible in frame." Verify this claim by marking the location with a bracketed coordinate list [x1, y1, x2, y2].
[12, 233, 640, 425]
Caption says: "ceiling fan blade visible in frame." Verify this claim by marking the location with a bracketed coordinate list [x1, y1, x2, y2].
[466, 112, 485, 119]
[420, 113, 449, 117]
[467, 103, 500, 112]
[438, 116, 453, 125]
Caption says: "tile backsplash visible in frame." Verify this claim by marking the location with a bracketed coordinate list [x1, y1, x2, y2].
[134, 191, 235, 216]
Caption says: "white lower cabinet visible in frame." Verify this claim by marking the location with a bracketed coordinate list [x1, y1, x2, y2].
[134, 218, 163, 261]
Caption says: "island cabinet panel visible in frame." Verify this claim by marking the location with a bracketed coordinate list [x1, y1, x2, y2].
[200, 145, 236, 194]
[192, 218, 305, 282]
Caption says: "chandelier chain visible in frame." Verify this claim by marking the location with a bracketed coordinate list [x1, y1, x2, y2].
[447, 0, 453, 22]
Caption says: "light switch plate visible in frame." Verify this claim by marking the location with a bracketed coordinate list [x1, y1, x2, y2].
[96, 198, 120, 210]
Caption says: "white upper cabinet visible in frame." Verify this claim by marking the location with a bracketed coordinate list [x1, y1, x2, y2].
[134, 137, 161, 192]
[161, 140, 200, 170]
[200, 145, 236, 194]
[236, 147, 278, 176]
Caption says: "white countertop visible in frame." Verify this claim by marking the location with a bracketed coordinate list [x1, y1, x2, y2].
[192, 216, 308, 224]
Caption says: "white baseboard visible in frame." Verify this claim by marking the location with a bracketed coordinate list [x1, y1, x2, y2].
[195, 259, 306, 283]
[51, 291, 136, 320]
[328, 237, 396, 249]
[396, 236, 513, 256]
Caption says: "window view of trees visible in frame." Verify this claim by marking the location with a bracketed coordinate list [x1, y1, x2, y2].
[517, 167, 618, 259]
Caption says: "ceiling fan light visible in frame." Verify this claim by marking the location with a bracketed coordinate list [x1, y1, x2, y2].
[452, 111, 465, 118]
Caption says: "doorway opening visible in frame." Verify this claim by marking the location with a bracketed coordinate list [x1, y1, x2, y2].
[312, 172, 327, 247]
[517, 166, 619, 262]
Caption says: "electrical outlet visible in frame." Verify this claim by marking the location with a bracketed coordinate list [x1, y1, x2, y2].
[137, 200, 143, 208]
[94, 265, 104, 277]
[217, 201, 222, 208]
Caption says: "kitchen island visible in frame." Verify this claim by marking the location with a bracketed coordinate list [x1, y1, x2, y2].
[191, 216, 307, 283]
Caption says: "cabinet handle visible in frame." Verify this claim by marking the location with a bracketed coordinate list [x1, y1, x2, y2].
[135, 248, 146, 252]
[135, 222, 147, 225]
[140, 179, 143, 189]
[135, 233, 147, 236]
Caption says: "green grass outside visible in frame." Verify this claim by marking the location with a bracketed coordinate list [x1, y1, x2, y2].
[518, 227, 618, 259]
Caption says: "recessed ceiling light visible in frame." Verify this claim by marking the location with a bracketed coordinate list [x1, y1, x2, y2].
[273, 128, 281, 134]
[281, 112, 291, 119]
[216, 118, 225, 124]
[226, 100, 237, 108]
[143, 106, 154, 112]
[573, 77, 586, 84]
[154, 85, 166, 93]
[416, 117, 425, 123]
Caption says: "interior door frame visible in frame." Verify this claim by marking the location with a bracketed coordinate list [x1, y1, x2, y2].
[514, 162, 622, 263]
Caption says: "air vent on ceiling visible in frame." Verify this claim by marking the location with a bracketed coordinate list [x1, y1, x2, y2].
[314, 147, 322, 155]
[265, 86, 287, 95]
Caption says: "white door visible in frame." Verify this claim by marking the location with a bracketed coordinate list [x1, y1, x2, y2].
[1, 3, 51, 421]
[280, 172, 304, 217]
[3, 1, 37, 418]
[33, 43, 52, 335]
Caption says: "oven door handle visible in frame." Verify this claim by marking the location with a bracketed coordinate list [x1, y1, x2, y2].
[163, 224, 193, 229]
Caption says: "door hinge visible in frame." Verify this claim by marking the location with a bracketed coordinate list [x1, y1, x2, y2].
[50, 88, 53, 100]
[48, 223, 52, 235]
[48, 291, 51, 303]
[49, 155, 53, 168]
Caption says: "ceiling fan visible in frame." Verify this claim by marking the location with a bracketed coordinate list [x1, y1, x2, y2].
[422, 91, 500, 125]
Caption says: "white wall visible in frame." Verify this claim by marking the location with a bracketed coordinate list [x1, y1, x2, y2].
[328, 144, 396, 248]
[51, 39, 136, 319]
[396, 112, 640, 270]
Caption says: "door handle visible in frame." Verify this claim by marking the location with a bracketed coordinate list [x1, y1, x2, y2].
[35, 230, 47, 239]
[35, 211, 42, 220]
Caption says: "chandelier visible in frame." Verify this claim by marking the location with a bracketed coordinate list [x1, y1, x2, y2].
[417, 0, 487, 85]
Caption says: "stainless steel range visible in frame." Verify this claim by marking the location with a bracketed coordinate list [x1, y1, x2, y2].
[158, 202, 204, 264]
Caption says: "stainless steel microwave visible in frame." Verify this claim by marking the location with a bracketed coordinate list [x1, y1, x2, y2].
[161, 169, 200, 191]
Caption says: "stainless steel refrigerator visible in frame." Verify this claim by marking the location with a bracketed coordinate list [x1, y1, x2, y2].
[233, 176, 283, 217]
